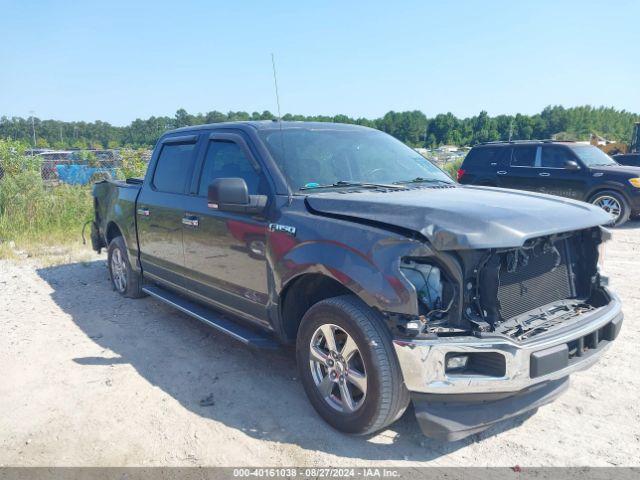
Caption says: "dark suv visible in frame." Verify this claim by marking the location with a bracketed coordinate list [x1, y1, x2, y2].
[458, 140, 640, 225]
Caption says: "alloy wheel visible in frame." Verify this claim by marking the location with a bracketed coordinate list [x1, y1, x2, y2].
[110, 248, 127, 293]
[308, 324, 367, 413]
[593, 195, 622, 223]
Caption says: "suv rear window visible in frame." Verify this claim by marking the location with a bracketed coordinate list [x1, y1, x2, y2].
[463, 147, 508, 168]
[153, 142, 198, 193]
[511, 146, 537, 167]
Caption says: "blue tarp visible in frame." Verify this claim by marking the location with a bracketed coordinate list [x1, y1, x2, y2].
[55, 164, 117, 185]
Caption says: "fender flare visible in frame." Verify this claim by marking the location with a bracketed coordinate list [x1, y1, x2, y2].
[274, 240, 415, 316]
[585, 183, 631, 204]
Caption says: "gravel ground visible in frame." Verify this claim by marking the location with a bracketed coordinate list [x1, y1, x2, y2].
[0, 221, 638, 467]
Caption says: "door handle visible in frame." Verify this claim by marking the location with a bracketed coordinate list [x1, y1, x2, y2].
[137, 207, 150, 216]
[497, 171, 507, 175]
[539, 172, 551, 177]
[182, 215, 199, 227]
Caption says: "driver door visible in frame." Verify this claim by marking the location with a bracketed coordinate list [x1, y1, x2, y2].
[181, 132, 272, 327]
[532, 145, 587, 200]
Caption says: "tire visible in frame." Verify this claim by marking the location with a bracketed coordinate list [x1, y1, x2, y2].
[107, 236, 144, 298]
[296, 295, 410, 435]
[589, 190, 630, 227]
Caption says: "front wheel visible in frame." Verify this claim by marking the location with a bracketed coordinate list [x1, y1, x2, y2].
[590, 190, 630, 226]
[107, 236, 144, 298]
[296, 295, 409, 435]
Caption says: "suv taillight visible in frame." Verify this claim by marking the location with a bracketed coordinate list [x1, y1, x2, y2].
[457, 168, 466, 182]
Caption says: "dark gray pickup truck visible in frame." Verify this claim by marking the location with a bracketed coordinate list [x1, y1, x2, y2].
[92, 121, 623, 441]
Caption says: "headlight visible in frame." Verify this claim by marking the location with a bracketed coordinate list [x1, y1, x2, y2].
[628, 178, 640, 188]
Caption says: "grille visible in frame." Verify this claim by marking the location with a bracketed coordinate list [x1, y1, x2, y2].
[497, 240, 573, 320]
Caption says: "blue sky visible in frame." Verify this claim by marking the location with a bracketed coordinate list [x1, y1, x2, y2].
[1, 0, 638, 125]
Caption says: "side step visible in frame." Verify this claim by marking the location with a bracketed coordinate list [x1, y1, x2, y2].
[142, 285, 280, 350]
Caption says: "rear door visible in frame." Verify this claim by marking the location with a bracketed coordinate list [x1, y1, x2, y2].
[137, 135, 201, 287]
[500, 145, 539, 190]
[181, 132, 272, 327]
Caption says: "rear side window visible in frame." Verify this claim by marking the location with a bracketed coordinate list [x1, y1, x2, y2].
[511, 146, 537, 167]
[153, 142, 198, 193]
[463, 147, 507, 168]
[198, 140, 265, 196]
[541, 146, 573, 168]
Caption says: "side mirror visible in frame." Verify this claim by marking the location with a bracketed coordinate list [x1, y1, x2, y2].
[208, 178, 267, 214]
[564, 160, 581, 171]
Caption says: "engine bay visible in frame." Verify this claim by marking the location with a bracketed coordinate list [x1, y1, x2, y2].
[398, 226, 610, 341]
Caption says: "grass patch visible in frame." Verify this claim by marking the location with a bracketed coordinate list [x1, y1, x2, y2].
[0, 139, 95, 260]
[0, 171, 93, 248]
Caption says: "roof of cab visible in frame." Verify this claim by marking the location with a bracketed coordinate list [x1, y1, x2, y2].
[167, 120, 373, 135]
[474, 139, 578, 148]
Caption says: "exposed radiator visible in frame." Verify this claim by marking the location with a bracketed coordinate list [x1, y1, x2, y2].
[497, 240, 573, 320]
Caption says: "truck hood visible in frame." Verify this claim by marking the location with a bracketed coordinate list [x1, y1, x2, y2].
[305, 185, 612, 250]
[590, 164, 640, 176]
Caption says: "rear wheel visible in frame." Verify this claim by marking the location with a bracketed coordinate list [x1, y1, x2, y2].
[590, 190, 630, 226]
[107, 236, 144, 298]
[296, 295, 409, 435]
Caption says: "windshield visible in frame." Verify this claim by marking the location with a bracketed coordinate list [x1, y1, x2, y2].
[569, 145, 618, 167]
[258, 127, 452, 190]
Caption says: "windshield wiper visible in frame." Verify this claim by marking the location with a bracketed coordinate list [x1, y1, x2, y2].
[299, 181, 405, 191]
[393, 177, 453, 185]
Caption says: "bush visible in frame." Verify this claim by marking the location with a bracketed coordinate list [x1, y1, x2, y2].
[443, 157, 463, 181]
[117, 148, 149, 179]
[0, 139, 93, 249]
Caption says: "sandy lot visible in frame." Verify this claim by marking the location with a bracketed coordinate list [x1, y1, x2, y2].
[1, 222, 639, 467]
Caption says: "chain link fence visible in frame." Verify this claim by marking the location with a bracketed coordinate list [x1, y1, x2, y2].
[29, 149, 151, 185]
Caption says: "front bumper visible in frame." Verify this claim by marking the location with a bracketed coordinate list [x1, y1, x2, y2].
[412, 378, 569, 441]
[393, 291, 623, 439]
[626, 188, 640, 212]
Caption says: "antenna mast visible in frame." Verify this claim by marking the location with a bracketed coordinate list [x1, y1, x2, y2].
[271, 53, 282, 120]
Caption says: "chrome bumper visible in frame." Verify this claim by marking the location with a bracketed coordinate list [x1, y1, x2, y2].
[393, 292, 623, 394]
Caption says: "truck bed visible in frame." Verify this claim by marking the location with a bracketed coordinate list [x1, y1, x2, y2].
[91, 178, 142, 256]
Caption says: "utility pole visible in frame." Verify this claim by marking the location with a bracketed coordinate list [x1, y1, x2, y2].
[59, 125, 63, 144]
[29, 110, 36, 148]
[508, 118, 514, 142]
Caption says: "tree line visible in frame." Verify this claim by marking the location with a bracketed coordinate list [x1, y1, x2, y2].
[1, 105, 638, 150]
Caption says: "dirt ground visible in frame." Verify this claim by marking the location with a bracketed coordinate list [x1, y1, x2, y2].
[1, 222, 639, 467]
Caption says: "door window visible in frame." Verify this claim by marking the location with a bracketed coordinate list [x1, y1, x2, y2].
[198, 141, 265, 196]
[510, 146, 537, 167]
[153, 142, 198, 193]
[464, 147, 509, 168]
[541, 146, 573, 168]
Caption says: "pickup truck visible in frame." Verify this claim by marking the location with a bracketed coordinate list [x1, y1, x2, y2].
[91, 121, 623, 441]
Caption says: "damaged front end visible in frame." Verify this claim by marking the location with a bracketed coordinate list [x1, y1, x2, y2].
[461, 226, 611, 341]
[395, 226, 612, 342]
[391, 226, 622, 441]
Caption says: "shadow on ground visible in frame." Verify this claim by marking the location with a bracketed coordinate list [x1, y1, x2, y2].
[615, 218, 640, 230]
[37, 260, 535, 462]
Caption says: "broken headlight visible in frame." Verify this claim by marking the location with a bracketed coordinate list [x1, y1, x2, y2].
[400, 259, 454, 324]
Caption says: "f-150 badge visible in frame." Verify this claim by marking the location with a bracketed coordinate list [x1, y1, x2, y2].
[268, 223, 296, 236]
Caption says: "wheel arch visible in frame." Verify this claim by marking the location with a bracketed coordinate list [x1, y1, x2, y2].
[586, 184, 631, 204]
[278, 273, 354, 342]
[105, 221, 123, 245]
[105, 220, 140, 271]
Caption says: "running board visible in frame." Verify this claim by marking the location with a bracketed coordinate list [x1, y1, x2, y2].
[142, 285, 279, 350]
